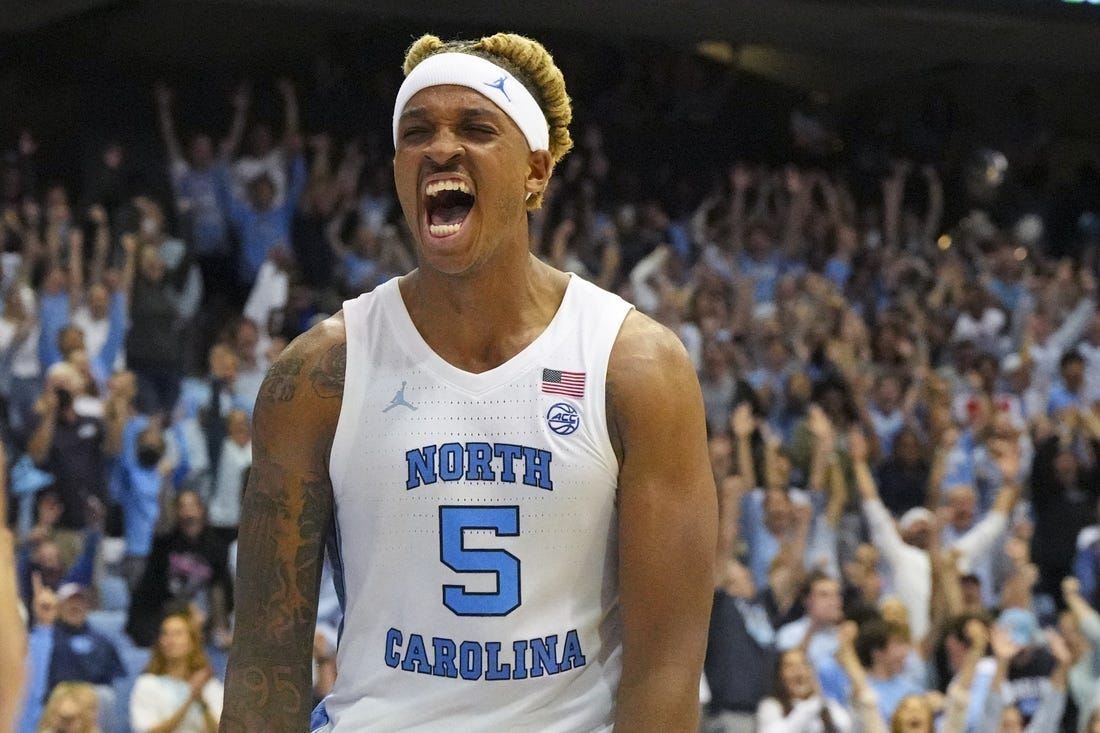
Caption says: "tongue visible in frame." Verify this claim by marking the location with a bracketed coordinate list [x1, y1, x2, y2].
[430, 204, 470, 226]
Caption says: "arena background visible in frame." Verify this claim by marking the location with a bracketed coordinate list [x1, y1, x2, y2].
[2, 0, 1099, 204]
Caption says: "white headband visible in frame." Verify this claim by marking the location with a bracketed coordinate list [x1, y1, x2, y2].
[392, 52, 550, 153]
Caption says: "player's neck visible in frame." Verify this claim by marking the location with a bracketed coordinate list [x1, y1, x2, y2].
[400, 254, 569, 374]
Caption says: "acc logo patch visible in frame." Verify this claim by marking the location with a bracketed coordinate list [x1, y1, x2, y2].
[546, 402, 580, 435]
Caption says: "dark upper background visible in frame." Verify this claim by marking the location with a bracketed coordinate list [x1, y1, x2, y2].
[1, 0, 1098, 208]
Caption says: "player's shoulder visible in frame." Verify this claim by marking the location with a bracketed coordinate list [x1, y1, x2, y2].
[606, 309, 698, 412]
[609, 309, 693, 377]
[255, 311, 347, 412]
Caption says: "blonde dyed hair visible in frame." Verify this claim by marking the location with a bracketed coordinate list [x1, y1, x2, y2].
[402, 32, 573, 210]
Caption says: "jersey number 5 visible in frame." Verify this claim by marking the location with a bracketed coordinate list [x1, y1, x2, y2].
[439, 505, 521, 616]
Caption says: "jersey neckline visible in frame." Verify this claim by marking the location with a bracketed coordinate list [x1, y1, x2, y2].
[379, 272, 578, 396]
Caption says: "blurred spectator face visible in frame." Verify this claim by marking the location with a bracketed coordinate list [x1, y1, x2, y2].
[139, 245, 166, 282]
[892, 695, 932, 733]
[46, 185, 71, 225]
[960, 576, 983, 613]
[764, 338, 788, 371]
[67, 349, 93, 389]
[745, 224, 770, 259]
[900, 517, 931, 550]
[58, 590, 89, 627]
[176, 491, 207, 537]
[227, 409, 251, 447]
[962, 284, 987, 317]
[136, 425, 166, 469]
[778, 649, 815, 700]
[58, 325, 85, 358]
[882, 634, 911, 676]
[946, 486, 977, 531]
[975, 355, 999, 391]
[102, 143, 124, 170]
[708, 434, 733, 475]
[700, 338, 730, 378]
[805, 577, 843, 625]
[234, 320, 259, 364]
[763, 489, 792, 534]
[108, 370, 137, 403]
[37, 491, 63, 528]
[893, 429, 923, 465]
[248, 174, 276, 211]
[765, 451, 792, 491]
[247, 123, 275, 157]
[158, 614, 195, 662]
[785, 372, 812, 410]
[87, 283, 110, 319]
[209, 343, 239, 383]
[41, 684, 98, 733]
[188, 134, 215, 169]
[835, 222, 858, 254]
[44, 266, 68, 295]
[875, 376, 902, 412]
[1054, 449, 1078, 486]
[1031, 312, 1054, 343]
[1061, 356, 1086, 393]
[32, 541, 63, 586]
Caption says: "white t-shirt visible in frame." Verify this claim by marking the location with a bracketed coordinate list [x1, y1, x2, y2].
[129, 674, 223, 733]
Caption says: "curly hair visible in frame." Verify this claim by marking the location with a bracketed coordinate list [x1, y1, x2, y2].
[401, 32, 573, 210]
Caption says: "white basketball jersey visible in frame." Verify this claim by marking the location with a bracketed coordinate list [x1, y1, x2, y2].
[313, 273, 633, 732]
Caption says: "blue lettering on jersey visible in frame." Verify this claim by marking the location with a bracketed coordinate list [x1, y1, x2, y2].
[459, 640, 483, 680]
[401, 633, 431, 674]
[432, 637, 459, 677]
[384, 626, 586, 681]
[530, 634, 559, 677]
[406, 442, 553, 490]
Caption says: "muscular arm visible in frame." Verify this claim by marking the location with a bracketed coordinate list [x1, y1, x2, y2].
[220, 318, 344, 733]
[609, 312, 718, 732]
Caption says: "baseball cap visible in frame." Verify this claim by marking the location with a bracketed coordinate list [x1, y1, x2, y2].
[56, 582, 88, 602]
[898, 507, 934, 533]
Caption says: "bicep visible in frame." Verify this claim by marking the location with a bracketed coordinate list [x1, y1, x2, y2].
[612, 319, 718, 676]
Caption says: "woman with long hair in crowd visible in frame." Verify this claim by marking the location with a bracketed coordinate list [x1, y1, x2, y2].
[129, 610, 222, 733]
[756, 647, 852, 733]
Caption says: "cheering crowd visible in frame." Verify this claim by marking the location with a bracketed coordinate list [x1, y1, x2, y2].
[2, 35, 1100, 733]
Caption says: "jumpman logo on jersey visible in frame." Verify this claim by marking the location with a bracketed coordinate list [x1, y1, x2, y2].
[484, 76, 512, 103]
[383, 381, 417, 412]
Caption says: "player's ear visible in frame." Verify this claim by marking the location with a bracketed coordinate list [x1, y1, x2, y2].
[525, 150, 552, 199]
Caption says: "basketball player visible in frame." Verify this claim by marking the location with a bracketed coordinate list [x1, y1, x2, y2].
[222, 33, 717, 732]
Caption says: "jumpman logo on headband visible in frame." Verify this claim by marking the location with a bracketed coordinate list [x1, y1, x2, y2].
[484, 76, 512, 103]
[383, 381, 417, 412]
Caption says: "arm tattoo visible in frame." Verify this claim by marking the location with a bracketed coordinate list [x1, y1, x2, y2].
[258, 358, 303, 403]
[221, 451, 331, 731]
[311, 343, 346, 398]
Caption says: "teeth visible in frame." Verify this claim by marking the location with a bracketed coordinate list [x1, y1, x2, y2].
[429, 223, 462, 237]
[425, 179, 472, 197]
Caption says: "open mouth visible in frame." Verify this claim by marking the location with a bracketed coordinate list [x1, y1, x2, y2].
[425, 179, 475, 237]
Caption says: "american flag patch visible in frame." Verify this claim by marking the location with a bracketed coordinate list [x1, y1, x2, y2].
[541, 368, 585, 398]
